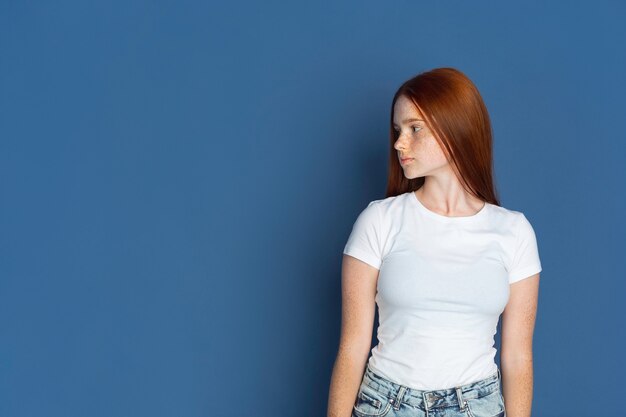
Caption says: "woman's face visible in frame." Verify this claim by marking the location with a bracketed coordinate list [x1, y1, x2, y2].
[392, 95, 450, 179]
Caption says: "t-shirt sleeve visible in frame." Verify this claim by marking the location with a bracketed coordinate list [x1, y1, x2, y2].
[343, 201, 383, 270]
[508, 213, 543, 284]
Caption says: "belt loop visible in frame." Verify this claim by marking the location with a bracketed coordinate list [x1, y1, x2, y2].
[391, 386, 406, 411]
[422, 391, 430, 417]
[455, 387, 466, 411]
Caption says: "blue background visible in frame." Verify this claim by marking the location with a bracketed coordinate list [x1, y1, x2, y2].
[1, 1, 625, 416]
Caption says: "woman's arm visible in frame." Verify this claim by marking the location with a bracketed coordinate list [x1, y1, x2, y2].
[327, 255, 378, 417]
[500, 273, 540, 417]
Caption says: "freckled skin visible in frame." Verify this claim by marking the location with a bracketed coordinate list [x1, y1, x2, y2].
[393, 95, 450, 179]
[392, 94, 484, 217]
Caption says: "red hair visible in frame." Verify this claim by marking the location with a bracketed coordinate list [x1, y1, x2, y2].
[385, 67, 500, 207]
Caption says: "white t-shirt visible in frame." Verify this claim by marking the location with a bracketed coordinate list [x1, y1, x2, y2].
[342, 191, 542, 390]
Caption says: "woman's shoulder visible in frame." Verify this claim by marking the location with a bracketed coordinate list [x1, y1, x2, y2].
[369, 191, 409, 207]
[365, 192, 409, 217]
[485, 202, 535, 230]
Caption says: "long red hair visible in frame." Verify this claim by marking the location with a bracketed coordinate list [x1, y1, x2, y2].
[385, 67, 500, 207]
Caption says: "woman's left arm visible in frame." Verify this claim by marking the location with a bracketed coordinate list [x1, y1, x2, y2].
[500, 273, 540, 417]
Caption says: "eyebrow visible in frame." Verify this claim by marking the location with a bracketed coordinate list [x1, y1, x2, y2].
[393, 118, 424, 126]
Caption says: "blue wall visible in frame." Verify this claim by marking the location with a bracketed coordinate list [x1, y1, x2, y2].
[1, 1, 624, 416]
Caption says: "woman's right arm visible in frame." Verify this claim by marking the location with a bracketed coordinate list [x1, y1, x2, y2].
[327, 254, 379, 417]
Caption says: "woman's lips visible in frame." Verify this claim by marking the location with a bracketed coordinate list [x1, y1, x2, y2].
[400, 158, 414, 164]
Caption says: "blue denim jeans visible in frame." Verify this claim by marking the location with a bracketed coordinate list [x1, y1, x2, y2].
[352, 364, 506, 417]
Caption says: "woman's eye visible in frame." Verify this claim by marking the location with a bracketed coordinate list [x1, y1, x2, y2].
[394, 126, 421, 136]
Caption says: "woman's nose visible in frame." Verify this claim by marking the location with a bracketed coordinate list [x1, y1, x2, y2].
[394, 136, 408, 149]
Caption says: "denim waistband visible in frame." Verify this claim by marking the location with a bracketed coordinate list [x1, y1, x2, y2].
[362, 364, 502, 412]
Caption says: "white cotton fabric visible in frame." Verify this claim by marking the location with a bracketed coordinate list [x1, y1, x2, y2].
[343, 191, 542, 390]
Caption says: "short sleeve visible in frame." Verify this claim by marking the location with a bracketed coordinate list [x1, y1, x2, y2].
[343, 201, 383, 270]
[508, 213, 542, 284]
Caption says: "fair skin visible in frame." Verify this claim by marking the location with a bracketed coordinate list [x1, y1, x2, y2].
[327, 94, 539, 417]
[327, 256, 377, 417]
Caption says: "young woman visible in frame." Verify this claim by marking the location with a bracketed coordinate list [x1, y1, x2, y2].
[327, 68, 542, 417]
